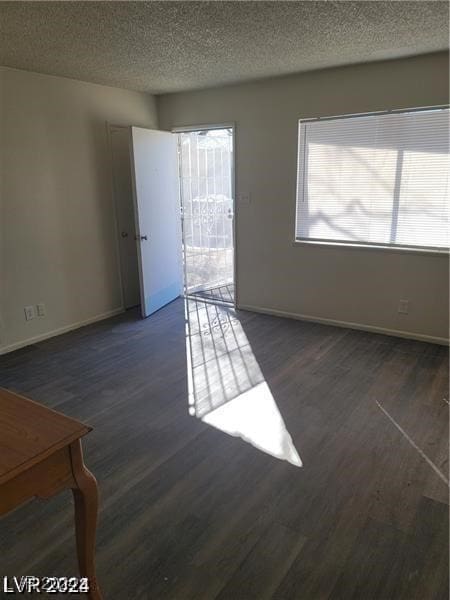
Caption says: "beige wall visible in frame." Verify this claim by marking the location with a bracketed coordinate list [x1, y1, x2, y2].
[158, 52, 449, 342]
[0, 68, 158, 352]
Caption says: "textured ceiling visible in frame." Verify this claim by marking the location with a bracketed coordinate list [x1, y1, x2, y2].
[0, 1, 448, 95]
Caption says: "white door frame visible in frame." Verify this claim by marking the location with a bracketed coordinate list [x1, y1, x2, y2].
[172, 123, 238, 309]
[107, 122, 129, 312]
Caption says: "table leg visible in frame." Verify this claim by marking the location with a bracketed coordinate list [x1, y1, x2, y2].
[70, 440, 102, 600]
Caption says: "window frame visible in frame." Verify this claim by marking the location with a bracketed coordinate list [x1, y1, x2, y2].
[294, 105, 450, 255]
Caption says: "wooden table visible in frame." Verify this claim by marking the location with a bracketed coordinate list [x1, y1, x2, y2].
[0, 388, 102, 599]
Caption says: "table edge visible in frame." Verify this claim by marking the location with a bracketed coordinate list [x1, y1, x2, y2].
[0, 387, 93, 486]
[0, 427, 91, 486]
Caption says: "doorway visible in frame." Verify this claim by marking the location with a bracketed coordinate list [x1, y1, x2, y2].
[110, 124, 234, 319]
[178, 127, 235, 305]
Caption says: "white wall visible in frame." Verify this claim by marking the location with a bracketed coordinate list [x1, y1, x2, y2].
[0, 68, 158, 352]
[158, 52, 449, 343]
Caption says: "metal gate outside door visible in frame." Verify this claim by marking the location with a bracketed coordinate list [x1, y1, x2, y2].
[178, 127, 235, 305]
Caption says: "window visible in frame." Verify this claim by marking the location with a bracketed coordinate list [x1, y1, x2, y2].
[295, 108, 449, 251]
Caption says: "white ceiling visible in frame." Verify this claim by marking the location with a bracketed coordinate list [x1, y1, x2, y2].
[0, 1, 448, 95]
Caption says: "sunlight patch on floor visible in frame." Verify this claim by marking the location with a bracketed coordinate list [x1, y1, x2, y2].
[202, 381, 302, 467]
[185, 299, 302, 467]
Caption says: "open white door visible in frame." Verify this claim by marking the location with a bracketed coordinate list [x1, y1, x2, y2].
[130, 127, 182, 317]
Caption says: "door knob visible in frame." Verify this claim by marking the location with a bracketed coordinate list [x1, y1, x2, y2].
[135, 235, 148, 241]
[121, 231, 128, 238]
[141, 235, 148, 241]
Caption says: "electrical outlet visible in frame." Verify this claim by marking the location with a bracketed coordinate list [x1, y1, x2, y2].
[398, 299, 410, 315]
[24, 306, 35, 321]
[36, 303, 46, 317]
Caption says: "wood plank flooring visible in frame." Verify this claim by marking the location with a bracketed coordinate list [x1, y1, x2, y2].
[0, 298, 448, 599]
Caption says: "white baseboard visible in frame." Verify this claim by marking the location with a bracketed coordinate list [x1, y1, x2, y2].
[0, 307, 125, 355]
[238, 304, 449, 346]
[2, 303, 447, 354]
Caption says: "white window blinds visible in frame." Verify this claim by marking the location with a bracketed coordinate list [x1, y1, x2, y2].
[295, 108, 449, 250]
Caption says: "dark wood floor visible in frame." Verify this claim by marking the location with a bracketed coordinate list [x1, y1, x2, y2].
[0, 298, 448, 599]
